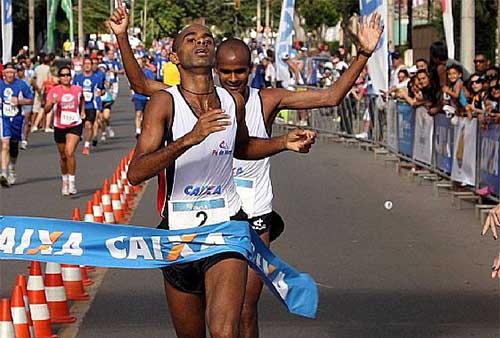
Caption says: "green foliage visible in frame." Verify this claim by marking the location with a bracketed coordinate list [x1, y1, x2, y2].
[296, 0, 341, 36]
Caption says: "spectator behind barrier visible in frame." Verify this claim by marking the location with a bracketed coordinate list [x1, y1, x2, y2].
[466, 73, 487, 122]
[473, 52, 490, 76]
[442, 64, 465, 118]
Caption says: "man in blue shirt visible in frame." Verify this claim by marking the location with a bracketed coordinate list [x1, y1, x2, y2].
[0, 63, 34, 187]
[132, 56, 155, 138]
[73, 57, 103, 155]
[155, 48, 169, 82]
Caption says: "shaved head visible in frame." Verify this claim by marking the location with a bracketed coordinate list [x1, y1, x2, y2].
[216, 38, 251, 67]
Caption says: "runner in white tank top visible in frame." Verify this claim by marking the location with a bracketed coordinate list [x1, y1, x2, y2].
[114, 14, 381, 335]
[121, 21, 316, 338]
[157, 85, 242, 229]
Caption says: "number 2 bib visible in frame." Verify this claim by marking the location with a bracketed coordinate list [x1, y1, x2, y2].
[167, 196, 230, 230]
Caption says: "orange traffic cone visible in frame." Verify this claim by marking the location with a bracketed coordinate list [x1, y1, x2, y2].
[71, 208, 81, 222]
[16, 274, 34, 338]
[101, 180, 115, 224]
[92, 192, 104, 223]
[84, 201, 95, 222]
[111, 175, 124, 223]
[11, 286, 32, 338]
[119, 186, 129, 217]
[80, 266, 94, 286]
[44, 263, 75, 324]
[61, 265, 89, 301]
[0, 298, 15, 338]
[27, 262, 57, 338]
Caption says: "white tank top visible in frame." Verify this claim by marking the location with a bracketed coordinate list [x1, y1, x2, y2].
[233, 87, 273, 218]
[157, 86, 242, 230]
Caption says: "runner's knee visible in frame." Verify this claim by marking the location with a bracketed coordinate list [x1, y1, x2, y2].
[207, 318, 239, 338]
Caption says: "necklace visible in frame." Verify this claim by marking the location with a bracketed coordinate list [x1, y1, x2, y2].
[180, 86, 215, 96]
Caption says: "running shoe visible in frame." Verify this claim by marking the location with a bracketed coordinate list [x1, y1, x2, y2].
[92, 139, 98, 147]
[0, 175, 10, 188]
[45, 128, 54, 133]
[30, 126, 39, 133]
[68, 182, 77, 195]
[7, 172, 16, 185]
[100, 134, 107, 142]
[62, 182, 69, 196]
[20, 140, 28, 150]
[107, 127, 115, 138]
[82, 146, 90, 156]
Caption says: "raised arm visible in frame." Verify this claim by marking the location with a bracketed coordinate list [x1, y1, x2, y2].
[233, 92, 315, 160]
[261, 13, 384, 125]
[108, 0, 167, 97]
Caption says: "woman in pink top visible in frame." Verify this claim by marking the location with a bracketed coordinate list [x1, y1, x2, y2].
[44, 66, 86, 196]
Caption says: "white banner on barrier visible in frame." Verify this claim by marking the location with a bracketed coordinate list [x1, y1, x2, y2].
[413, 106, 434, 165]
[451, 117, 477, 186]
[386, 100, 399, 152]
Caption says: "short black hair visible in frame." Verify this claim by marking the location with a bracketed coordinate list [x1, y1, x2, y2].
[58, 66, 71, 76]
[446, 64, 463, 74]
[416, 58, 428, 65]
[398, 69, 409, 78]
[416, 69, 429, 77]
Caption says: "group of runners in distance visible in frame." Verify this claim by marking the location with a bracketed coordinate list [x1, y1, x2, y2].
[107, 1, 383, 337]
[0, 43, 125, 193]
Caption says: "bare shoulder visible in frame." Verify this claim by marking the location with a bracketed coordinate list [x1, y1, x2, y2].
[146, 90, 174, 120]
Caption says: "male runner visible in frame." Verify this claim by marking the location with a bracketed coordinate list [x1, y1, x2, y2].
[131, 56, 155, 138]
[73, 57, 102, 155]
[91, 58, 106, 147]
[110, 6, 383, 338]
[16, 64, 34, 149]
[98, 63, 118, 141]
[44, 66, 85, 195]
[113, 10, 316, 338]
[0, 63, 34, 187]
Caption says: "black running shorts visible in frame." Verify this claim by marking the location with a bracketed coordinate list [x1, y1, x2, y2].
[84, 109, 97, 123]
[248, 210, 285, 242]
[54, 125, 83, 144]
[159, 209, 248, 294]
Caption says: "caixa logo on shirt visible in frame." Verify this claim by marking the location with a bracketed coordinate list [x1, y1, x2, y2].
[212, 140, 232, 157]
[61, 93, 74, 103]
[184, 185, 223, 196]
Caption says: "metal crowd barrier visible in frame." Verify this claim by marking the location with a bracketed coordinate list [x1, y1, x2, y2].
[275, 86, 500, 203]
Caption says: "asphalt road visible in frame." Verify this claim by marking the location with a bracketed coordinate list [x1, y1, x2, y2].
[1, 82, 498, 338]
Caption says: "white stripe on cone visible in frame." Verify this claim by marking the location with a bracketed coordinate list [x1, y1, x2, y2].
[0, 321, 15, 338]
[26, 276, 44, 291]
[93, 205, 103, 217]
[44, 287, 67, 302]
[11, 307, 28, 324]
[61, 267, 81, 282]
[84, 214, 95, 222]
[29, 304, 50, 321]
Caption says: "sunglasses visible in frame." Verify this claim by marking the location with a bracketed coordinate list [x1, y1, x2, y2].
[471, 79, 483, 84]
[59, 73, 71, 77]
[474, 59, 485, 63]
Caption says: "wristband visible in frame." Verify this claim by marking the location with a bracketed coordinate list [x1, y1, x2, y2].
[358, 48, 372, 58]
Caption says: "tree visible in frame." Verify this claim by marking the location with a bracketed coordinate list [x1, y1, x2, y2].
[296, 0, 342, 42]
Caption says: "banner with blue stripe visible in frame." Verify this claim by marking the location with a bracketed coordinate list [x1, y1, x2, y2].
[0, 216, 318, 318]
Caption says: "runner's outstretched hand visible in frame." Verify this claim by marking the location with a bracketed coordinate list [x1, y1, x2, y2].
[358, 13, 384, 54]
[107, 0, 128, 35]
[187, 109, 231, 146]
[482, 204, 500, 240]
[492, 252, 500, 279]
[285, 128, 316, 153]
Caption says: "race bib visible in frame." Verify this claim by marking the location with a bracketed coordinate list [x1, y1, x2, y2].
[60, 110, 80, 126]
[83, 91, 93, 102]
[167, 196, 230, 230]
[235, 178, 256, 217]
[2, 104, 16, 117]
